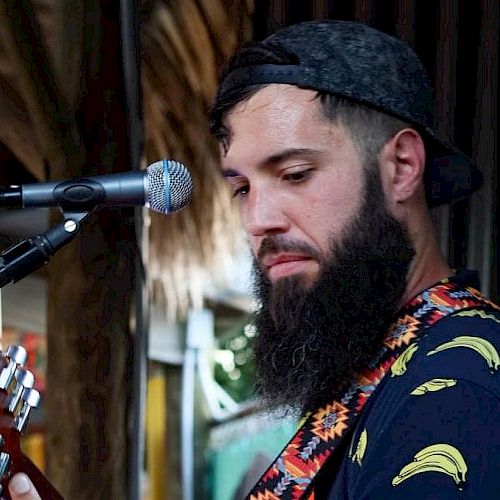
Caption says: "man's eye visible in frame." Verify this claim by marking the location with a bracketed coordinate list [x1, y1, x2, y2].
[284, 169, 312, 182]
[232, 184, 249, 198]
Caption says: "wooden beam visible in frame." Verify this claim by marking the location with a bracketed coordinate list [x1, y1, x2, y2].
[354, 0, 375, 25]
[432, 0, 460, 261]
[43, 1, 136, 497]
[395, 0, 416, 48]
[467, 0, 499, 296]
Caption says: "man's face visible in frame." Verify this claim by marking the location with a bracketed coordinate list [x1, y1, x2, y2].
[221, 85, 365, 288]
[220, 84, 414, 414]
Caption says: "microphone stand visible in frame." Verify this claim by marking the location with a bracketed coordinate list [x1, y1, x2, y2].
[0, 210, 92, 288]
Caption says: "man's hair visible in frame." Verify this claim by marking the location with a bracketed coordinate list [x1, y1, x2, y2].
[210, 42, 410, 165]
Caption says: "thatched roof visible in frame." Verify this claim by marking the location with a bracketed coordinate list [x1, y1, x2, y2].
[142, 1, 254, 319]
[0, 0, 254, 319]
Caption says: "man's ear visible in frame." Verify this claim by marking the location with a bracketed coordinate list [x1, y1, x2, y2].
[379, 128, 426, 207]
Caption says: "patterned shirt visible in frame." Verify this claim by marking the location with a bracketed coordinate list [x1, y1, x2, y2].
[325, 303, 500, 498]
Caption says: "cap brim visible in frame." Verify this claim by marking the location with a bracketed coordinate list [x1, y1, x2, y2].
[423, 128, 483, 207]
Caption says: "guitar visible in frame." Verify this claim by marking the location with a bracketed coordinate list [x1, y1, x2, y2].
[0, 345, 63, 499]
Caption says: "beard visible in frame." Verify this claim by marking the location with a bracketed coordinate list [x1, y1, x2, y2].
[251, 166, 415, 415]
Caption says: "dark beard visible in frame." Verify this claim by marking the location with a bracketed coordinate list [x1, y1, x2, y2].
[251, 167, 415, 415]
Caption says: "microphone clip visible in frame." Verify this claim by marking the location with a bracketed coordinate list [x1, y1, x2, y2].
[0, 210, 92, 288]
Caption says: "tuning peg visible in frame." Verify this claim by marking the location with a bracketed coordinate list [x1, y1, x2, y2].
[13, 388, 40, 433]
[8, 368, 35, 413]
[0, 450, 11, 494]
[0, 351, 6, 370]
[0, 346, 28, 390]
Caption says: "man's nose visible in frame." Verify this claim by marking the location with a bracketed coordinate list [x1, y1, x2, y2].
[244, 188, 289, 237]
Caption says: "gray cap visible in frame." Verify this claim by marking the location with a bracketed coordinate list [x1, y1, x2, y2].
[220, 20, 482, 207]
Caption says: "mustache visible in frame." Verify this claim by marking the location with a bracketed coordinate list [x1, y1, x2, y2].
[257, 235, 322, 263]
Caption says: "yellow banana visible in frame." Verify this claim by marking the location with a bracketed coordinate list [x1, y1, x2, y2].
[392, 443, 467, 489]
[391, 343, 419, 377]
[351, 428, 368, 466]
[410, 378, 457, 396]
[427, 335, 500, 373]
[414, 444, 467, 469]
[456, 309, 500, 324]
[393, 459, 462, 486]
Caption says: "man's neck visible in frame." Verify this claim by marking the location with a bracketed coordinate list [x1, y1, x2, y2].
[398, 213, 452, 308]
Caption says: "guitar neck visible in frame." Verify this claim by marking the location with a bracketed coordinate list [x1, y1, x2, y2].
[0, 345, 64, 499]
[1, 452, 64, 500]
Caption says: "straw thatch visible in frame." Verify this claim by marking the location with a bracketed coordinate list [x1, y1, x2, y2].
[0, 0, 84, 180]
[0, 0, 254, 320]
[142, 0, 253, 319]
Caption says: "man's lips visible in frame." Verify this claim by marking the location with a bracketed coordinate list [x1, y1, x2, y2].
[262, 254, 309, 268]
[261, 254, 315, 280]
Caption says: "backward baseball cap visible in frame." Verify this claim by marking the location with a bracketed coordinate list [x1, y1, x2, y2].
[218, 20, 483, 207]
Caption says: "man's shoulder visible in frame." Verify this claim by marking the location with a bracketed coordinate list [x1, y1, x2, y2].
[363, 304, 500, 424]
[404, 306, 500, 391]
[333, 307, 500, 498]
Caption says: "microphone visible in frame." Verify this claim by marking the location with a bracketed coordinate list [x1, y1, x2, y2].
[0, 159, 193, 214]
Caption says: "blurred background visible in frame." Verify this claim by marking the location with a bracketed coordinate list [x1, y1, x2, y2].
[0, 1, 497, 499]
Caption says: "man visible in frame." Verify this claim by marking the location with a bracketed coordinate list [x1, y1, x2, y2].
[209, 20, 499, 499]
[10, 19, 500, 500]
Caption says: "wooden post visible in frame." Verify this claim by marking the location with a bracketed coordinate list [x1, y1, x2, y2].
[44, 1, 135, 498]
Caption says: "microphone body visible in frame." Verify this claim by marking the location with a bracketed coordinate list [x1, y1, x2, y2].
[1, 171, 144, 210]
[0, 160, 192, 214]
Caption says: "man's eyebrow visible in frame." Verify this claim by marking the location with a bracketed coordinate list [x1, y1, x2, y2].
[263, 148, 320, 166]
[221, 168, 241, 178]
[221, 148, 320, 177]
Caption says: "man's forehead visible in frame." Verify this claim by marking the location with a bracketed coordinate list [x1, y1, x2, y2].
[221, 84, 346, 160]
[228, 84, 319, 120]
[219, 94, 355, 173]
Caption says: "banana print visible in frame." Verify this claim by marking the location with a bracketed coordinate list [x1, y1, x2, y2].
[410, 378, 457, 395]
[391, 343, 419, 377]
[348, 432, 356, 459]
[392, 443, 467, 490]
[351, 428, 368, 466]
[456, 309, 500, 324]
[427, 335, 500, 373]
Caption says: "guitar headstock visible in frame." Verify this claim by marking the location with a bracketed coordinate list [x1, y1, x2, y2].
[0, 345, 63, 499]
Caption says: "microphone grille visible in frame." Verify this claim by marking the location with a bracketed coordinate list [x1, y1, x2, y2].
[146, 160, 193, 214]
